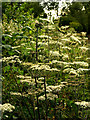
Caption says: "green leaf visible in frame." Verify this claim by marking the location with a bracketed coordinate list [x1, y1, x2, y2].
[17, 80, 20, 84]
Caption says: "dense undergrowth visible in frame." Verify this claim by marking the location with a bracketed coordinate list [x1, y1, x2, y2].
[1, 2, 90, 120]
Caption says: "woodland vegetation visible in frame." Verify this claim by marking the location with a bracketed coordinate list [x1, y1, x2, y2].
[1, 1, 90, 120]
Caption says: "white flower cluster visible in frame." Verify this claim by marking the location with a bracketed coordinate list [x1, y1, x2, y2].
[76, 68, 84, 74]
[62, 54, 69, 60]
[77, 68, 90, 74]
[86, 58, 90, 61]
[63, 68, 79, 76]
[61, 82, 68, 85]
[20, 77, 35, 85]
[30, 64, 40, 70]
[81, 32, 86, 37]
[0, 103, 15, 113]
[31, 64, 60, 72]
[2, 55, 22, 64]
[69, 69, 78, 76]
[62, 46, 71, 50]
[52, 61, 88, 67]
[61, 26, 69, 30]
[75, 56, 82, 59]
[73, 61, 89, 67]
[38, 42, 48, 46]
[38, 35, 52, 39]
[2, 55, 19, 62]
[17, 75, 31, 79]
[47, 93, 58, 100]
[63, 68, 72, 73]
[65, 33, 72, 37]
[22, 62, 33, 66]
[50, 68, 60, 72]
[49, 40, 62, 46]
[10, 92, 22, 96]
[10, 92, 29, 97]
[21, 43, 27, 46]
[39, 18, 50, 23]
[79, 47, 89, 51]
[30, 41, 36, 44]
[26, 48, 32, 50]
[12, 45, 21, 49]
[10, 59, 22, 64]
[38, 77, 44, 80]
[83, 37, 88, 40]
[17, 75, 34, 84]
[76, 36, 82, 40]
[48, 25, 55, 30]
[50, 51, 60, 57]
[46, 84, 65, 93]
[39, 93, 58, 101]
[51, 60, 70, 66]
[75, 101, 90, 108]
[51, 60, 89, 67]
[61, 38, 71, 43]
[70, 36, 81, 44]
[38, 55, 45, 60]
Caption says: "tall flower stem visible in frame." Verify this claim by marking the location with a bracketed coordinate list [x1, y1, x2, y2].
[35, 77, 40, 120]
[44, 76, 48, 120]
[54, 97, 57, 119]
[36, 27, 38, 61]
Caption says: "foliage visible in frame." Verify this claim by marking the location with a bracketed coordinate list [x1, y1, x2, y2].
[2, 2, 90, 120]
[59, 15, 77, 27]
[59, 2, 90, 33]
[70, 22, 83, 32]
[2, 2, 44, 21]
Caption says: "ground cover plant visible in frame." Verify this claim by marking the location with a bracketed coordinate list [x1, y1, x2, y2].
[1, 2, 90, 120]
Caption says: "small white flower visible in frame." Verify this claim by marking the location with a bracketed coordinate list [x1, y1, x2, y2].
[70, 36, 81, 44]
[81, 32, 86, 37]
[69, 69, 78, 76]
[75, 56, 82, 59]
[62, 54, 69, 60]
[61, 26, 69, 30]
[38, 77, 44, 80]
[50, 68, 60, 72]
[62, 46, 71, 50]
[38, 65, 50, 70]
[50, 51, 60, 57]
[61, 38, 71, 43]
[31, 64, 40, 70]
[12, 46, 21, 49]
[10, 92, 22, 96]
[63, 68, 71, 73]
[39, 96, 45, 100]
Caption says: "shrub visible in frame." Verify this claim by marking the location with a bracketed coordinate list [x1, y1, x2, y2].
[70, 22, 83, 32]
[59, 15, 77, 27]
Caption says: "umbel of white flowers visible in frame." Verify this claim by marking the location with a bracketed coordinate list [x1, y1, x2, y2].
[75, 101, 90, 108]
[0, 103, 15, 113]
[30, 64, 60, 72]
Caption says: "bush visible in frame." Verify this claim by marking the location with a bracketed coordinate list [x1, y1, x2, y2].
[59, 15, 77, 27]
[70, 22, 83, 32]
